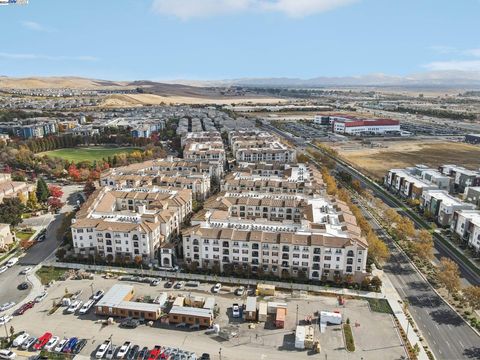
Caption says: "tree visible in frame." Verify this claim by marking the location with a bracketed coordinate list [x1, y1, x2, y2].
[367, 231, 390, 265]
[437, 257, 461, 298]
[351, 179, 363, 194]
[83, 181, 96, 198]
[370, 276, 382, 292]
[18, 192, 27, 205]
[395, 217, 416, 241]
[48, 197, 64, 212]
[48, 185, 63, 199]
[27, 191, 38, 210]
[68, 164, 81, 181]
[411, 230, 434, 261]
[0, 198, 24, 226]
[462, 285, 480, 312]
[36, 177, 50, 202]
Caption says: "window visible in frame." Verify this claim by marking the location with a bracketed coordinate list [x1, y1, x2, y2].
[324, 256, 331, 261]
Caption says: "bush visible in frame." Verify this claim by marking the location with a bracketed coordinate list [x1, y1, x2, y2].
[343, 323, 355, 352]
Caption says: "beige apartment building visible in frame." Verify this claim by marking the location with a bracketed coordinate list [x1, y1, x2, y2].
[0, 173, 35, 204]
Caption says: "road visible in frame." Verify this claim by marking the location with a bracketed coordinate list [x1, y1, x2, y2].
[0, 265, 31, 309]
[19, 185, 82, 266]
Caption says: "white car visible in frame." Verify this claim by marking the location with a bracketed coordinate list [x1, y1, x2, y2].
[44, 336, 59, 351]
[20, 267, 32, 275]
[235, 287, 245, 296]
[79, 299, 95, 315]
[35, 292, 48, 303]
[232, 303, 240, 318]
[0, 315, 12, 325]
[95, 340, 111, 359]
[0, 266, 8, 274]
[116, 341, 131, 358]
[92, 290, 105, 301]
[5, 257, 18, 267]
[12, 333, 29, 347]
[66, 300, 82, 314]
[212, 283, 222, 293]
[54, 338, 68, 353]
[0, 302, 15, 312]
[105, 345, 116, 360]
[0, 349, 16, 359]
[21, 336, 36, 350]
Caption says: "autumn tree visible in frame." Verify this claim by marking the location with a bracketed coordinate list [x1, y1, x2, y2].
[367, 231, 390, 265]
[351, 179, 363, 194]
[68, 164, 81, 181]
[437, 257, 461, 298]
[462, 285, 480, 313]
[27, 191, 38, 209]
[83, 181, 96, 198]
[411, 229, 434, 261]
[48, 185, 63, 199]
[48, 197, 64, 212]
[18, 192, 27, 205]
[395, 217, 416, 241]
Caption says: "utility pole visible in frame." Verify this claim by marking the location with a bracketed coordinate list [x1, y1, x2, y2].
[219, 347, 222, 360]
[90, 282, 94, 297]
[296, 304, 299, 325]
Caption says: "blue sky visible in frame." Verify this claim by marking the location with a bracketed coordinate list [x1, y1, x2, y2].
[0, 0, 479, 80]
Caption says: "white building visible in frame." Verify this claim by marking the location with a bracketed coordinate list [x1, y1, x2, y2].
[332, 118, 400, 135]
[421, 190, 476, 227]
[451, 210, 480, 253]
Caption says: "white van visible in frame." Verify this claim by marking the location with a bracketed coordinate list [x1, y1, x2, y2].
[0, 349, 16, 359]
[5, 257, 18, 267]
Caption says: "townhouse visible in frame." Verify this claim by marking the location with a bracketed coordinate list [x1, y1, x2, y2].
[451, 210, 480, 253]
[183, 192, 368, 282]
[421, 190, 476, 227]
[221, 163, 324, 195]
[385, 169, 438, 200]
[71, 186, 192, 267]
[463, 187, 480, 208]
[439, 165, 480, 193]
[0, 173, 35, 204]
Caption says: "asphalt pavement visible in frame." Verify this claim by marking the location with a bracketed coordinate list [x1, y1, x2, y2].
[0, 265, 31, 308]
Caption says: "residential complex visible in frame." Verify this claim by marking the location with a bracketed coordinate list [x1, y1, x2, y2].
[451, 210, 480, 253]
[421, 190, 476, 227]
[183, 191, 368, 282]
[0, 173, 35, 203]
[71, 186, 192, 267]
[438, 164, 480, 193]
[463, 186, 480, 208]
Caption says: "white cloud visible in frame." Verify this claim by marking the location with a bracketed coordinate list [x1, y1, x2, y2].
[464, 48, 480, 57]
[423, 60, 480, 72]
[151, 0, 358, 19]
[429, 45, 457, 55]
[21, 20, 54, 32]
[0, 52, 98, 62]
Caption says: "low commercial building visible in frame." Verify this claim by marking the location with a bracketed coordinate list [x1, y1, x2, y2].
[451, 210, 480, 253]
[168, 306, 213, 327]
[421, 190, 476, 227]
[95, 284, 162, 320]
[331, 117, 400, 136]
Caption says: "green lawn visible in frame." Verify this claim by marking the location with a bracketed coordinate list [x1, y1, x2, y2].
[36, 267, 66, 285]
[39, 147, 141, 163]
[367, 298, 393, 314]
[15, 230, 35, 242]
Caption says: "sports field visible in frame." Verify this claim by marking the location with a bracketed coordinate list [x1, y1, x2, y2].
[39, 147, 141, 162]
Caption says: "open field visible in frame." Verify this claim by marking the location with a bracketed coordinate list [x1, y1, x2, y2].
[334, 139, 480, 179]
[38, 147, 141, 162]
[101, 93, 288, 107]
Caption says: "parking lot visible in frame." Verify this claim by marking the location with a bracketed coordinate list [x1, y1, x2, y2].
[7, 273, 406, 360]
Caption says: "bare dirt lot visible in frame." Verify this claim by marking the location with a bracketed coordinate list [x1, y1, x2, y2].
[9, 274, 405, 360]
[334, 139, 480, 179]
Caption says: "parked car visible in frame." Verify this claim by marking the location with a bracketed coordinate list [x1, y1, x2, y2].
[199, 353, 211, 360]
[164, 280, 173, 288]
[14, 301, 34, 315]
[232, 304, 240, 318]
[66, 300, 82, 314]
[73, 339, 87, 354]
[234, 287, 245, 296]
[174, 281, 185, 289]
[35, 292, 48, 303]
[120, 318, 140, 329]
[44, 336, 59, 351]
[185, 281, 199, 287]
[63, 337, 79, 353]
[0, 349, 16, 359]
[212, 283, 222, 293]
[54, 338, 69, 353]
[5, 257, 18, 267]
[147, 345, 162, 360]
[126, 345, 139, 360]
[95, 340, 111, 359]
[21, 336, 37, 350]
[105, 345, 117, 360]
[79, 299, 95, 315]
[20, 267, 32, 275]
[150, 279, 160, 287]
[33, 332, 53, 351]
[137, 347, 149, 360]
[116, 341, 131, 358]
[0, 302, 15, 312]
[17, 282, 29, 290]
[0, 315, 13, 325]
[0, 266, 7, 274]
[12, 333, 29, 347]
[92, 290, 105, 301]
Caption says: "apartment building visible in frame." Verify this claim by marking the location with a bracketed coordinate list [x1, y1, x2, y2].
[439, 165, 480, 193]
[183, 141, 226, 163]
[71, 186, 192, 267]
[451, 210, 480, 253]
[0, 118, 58, 139]
[0, 173, 35, 204]
[183, 193, 368, 282]
[385, 169, 438, 200]
[101, 161, 211, 200]
[221, 163, 324, 195]
[421, 190, 476, 227]
[181, 131, 223, 147]
[464, 187, 480, 208]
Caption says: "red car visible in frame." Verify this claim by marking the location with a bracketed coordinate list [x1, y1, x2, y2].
[14, 301, 35, 315]
[147, 345, 162, 360]
[33, 332, 52, 351]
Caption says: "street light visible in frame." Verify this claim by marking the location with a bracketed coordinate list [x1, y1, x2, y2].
[219, 347, 222, 360]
